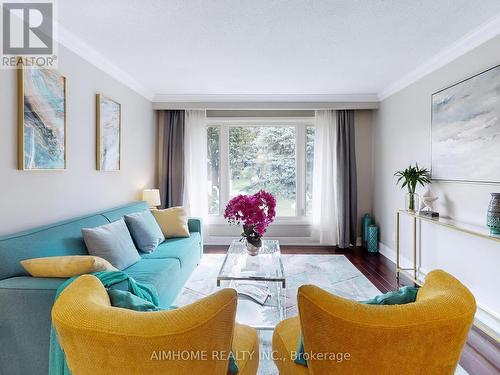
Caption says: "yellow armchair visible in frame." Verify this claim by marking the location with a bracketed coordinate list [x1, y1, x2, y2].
[273, 270, 476, 374]
[52, 275, 259, 375]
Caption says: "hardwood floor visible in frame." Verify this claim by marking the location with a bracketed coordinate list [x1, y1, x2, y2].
[204, 245, 500, 375]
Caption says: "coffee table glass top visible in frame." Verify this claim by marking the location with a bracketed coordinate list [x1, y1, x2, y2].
[217, 239, 285, 287]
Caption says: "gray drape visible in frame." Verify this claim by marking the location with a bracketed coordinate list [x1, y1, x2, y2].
[336, 110, 357, 248]
[158, 110, 185, 208]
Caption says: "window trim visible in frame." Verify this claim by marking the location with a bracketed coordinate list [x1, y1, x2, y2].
[206, 117, 314, 225]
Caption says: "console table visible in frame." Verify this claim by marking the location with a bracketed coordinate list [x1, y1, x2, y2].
[396, 210, 500, 285]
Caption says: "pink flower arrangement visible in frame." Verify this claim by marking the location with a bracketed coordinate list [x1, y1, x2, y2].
[224, 190, 277, 236]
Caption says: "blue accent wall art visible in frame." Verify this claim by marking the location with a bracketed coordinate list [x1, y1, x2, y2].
[431, 64, 500, 183]
[96, 94, 121, 171]
[18, 67, 66, 170]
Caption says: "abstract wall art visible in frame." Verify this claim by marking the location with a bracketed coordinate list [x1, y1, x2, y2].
[431, 64, 500, 182]
[96, 94, 121, 171]
[18, 67, 66, 170]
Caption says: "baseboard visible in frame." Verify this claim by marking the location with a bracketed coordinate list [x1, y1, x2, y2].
[206, 236, 364, 247]
[379, 241, 500, 341]
[205, 236, 321, 246]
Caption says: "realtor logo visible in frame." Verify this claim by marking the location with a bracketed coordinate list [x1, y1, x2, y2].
[1, 1, 57, 68]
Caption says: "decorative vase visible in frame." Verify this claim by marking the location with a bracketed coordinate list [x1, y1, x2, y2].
[487, 193, 500, 235]
[362, 214, 373, 248]
[405, 193, 420, 213]
[245, 239, 261, 256]
[367, 225, 379, 253]
[243, 225, 262, 256]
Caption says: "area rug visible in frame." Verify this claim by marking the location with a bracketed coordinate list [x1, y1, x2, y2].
[173, 254, 468, 375]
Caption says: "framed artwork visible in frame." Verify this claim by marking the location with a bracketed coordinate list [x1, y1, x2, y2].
[96, 94, 121, 171]
[431, 64, 500, 183]
[18, 67, 66, 170]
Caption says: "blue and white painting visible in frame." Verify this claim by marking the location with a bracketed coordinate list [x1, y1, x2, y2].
[431, 64, 500, 182]
[97, 95, 121, 171]
[22, 68, 66, 170]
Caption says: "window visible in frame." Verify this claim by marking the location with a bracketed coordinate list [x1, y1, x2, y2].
[305, 126, 315, 216]
[207, 127, 220, 215]
[207, 121, 315, 218]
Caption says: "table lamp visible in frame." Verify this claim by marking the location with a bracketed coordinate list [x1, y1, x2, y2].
[142, 189, 161, 208]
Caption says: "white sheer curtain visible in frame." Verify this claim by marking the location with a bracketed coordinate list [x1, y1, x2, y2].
[183, 110, 208, 220]
[312, 110, 338, 245]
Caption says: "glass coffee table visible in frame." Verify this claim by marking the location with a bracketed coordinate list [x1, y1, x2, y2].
[217, 239, 286, 330]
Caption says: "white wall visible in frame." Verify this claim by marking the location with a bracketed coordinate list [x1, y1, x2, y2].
[373, 35, 500, 334]
[0, 44, 155, 235]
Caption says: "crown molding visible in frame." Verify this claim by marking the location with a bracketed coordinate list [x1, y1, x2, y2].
[53, 23, 154, 101]
[153, 93, 379, 103]
[378, 12, 500, 101]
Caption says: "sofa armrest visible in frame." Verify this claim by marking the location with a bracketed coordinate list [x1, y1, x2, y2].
[188, 218, 203, 257]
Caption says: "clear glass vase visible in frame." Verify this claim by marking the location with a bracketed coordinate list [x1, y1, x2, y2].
[405, 193, 420, 213]
[245, 239, 262, 256]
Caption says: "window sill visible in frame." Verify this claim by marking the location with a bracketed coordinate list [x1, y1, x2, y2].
[205, 216, 312, 226]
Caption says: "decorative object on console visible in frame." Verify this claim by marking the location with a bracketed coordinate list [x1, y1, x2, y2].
[142, 189, 161, 208]
[487, 193, 500, 235]
[394, 163, 431, 213]
[224, 190, 276, 256]
[431, 64, 500, 182]
[18, 67, 66, 170]
[419, 188, 439, 218]
[361, 213, 373, 248]
[96, 94, 121, 171]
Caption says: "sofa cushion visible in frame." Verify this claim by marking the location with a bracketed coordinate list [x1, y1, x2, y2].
[82, 219, 140, 270]
[0, 215, 108, 281]
[0, 202, 150, 281]
[124, 210, 165, 253]
[141, 232, 201, 270]
[122, 258, 182, 307]
[100, 201, 150, 223]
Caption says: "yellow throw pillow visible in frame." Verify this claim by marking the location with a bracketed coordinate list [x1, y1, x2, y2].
[151, 206, 190, 238]
[21, 255, 117, 278]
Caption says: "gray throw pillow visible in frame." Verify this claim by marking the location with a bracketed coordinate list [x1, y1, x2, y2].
[124, 210, 165, 253]
[82, 219, 140, 270]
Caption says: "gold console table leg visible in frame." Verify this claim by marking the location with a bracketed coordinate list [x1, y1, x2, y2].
[413, 216, 417, 281]
[396, 212, 400, 284]
[396, 211, 419, 286]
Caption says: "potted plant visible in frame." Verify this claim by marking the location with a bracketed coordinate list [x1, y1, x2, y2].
[224, 190, 276, 255]
[394, 163, 431, 212]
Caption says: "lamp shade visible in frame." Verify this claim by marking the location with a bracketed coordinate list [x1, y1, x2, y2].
[142, 189, 161, 207]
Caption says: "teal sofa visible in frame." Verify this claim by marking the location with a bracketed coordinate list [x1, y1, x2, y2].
[0, 201, 203, 375]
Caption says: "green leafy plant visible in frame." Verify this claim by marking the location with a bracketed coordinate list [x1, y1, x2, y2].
[394, 163, 431, 194]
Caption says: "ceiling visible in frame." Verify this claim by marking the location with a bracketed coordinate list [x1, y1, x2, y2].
[56, 0, 500, 101]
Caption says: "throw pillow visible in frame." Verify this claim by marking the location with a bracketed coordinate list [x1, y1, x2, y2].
[82, 219, 140, 270]
[294, 285, 419, 367]
[124, 210, 165, 253]
[151, 206, 190, 238]
[20, 255, 116, 278]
